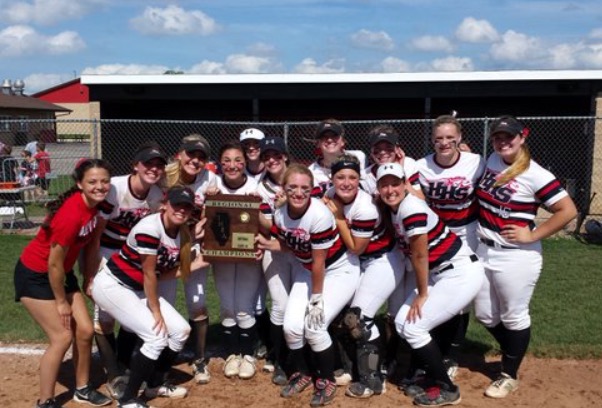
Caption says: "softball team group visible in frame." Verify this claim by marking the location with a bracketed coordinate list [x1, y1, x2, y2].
[14, 115, 577, 408]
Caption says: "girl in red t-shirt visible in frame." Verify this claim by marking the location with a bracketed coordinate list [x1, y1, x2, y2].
[14, 159, 113, 408]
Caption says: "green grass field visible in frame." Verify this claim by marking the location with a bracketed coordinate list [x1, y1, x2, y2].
[1, 235, 600, 359]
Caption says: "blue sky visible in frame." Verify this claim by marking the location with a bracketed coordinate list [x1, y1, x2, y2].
[1, 0, 602, 93]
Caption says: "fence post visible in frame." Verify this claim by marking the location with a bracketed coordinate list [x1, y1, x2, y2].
[482, 118, 489, 158]
[91, 119, 99, 159]
[283, 122, 289, 149]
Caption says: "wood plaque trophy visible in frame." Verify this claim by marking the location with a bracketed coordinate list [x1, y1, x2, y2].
[203, 193, 262, 262]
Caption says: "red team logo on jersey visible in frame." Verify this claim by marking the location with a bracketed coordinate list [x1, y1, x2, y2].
[157, 245, 180, 272]
[282, 227, 311, 253]
[426, 176, 471, 204]
[114, 207, 152, 229]
[478, 170, 518, 204]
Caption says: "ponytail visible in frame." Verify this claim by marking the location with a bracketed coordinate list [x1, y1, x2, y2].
[165, 160, 182, 187]
[42, 186, 81, 230]
[494, 145, 531, 187]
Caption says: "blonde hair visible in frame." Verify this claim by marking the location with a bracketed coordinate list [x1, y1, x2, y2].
[165, 135, 206, 280]
[166, 134, 208, 188]
[283, 163, 314, 187]
[494, 144, 531, 187]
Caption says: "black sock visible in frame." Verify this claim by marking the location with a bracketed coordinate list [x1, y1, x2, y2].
[501, 327, 530, 379]
[256, 309, 272, 352]
[191, 319, 209, 361]
[240, 325, 258, 357]
[412, 340, 455, 390]
[313, 344, 336, 381]
[269, 322, 287, 366]
[223, 325, 239, 356]
[486, 323, 508, 352]
[120, 352, 155, 402]
[117, 328, 140, 369]
[95, 332, 121, 380]
[289, 347, 310, 375]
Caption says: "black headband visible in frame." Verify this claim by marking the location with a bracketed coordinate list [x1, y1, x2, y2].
[331, 160, 361, 176]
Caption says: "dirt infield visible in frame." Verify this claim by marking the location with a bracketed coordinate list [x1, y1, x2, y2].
[2, 347, 601, 408]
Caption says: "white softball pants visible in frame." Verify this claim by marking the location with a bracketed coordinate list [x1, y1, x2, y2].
[352, 250, 405, 340]
[395, 254, 484, 349]
[262, 249, 300, 326]
[213, 261, 263, 329]
[92, 266, 190, 360]
[474, 242, 542, 331]
[283, 259, 360, 353]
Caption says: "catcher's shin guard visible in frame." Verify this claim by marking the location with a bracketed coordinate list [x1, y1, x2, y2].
[356, 338, 384, 393]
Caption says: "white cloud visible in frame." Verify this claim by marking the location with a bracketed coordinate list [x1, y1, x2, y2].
[576, 43, 602, 68]
[548, 43, 581, 69]
[430, 56, 474, 71]
[81, 64, 170, 75]
[293, 58, 345, 74]
[0, 25, 85, 57]
[590, 28, 602, 40]
[189, 61, 227, 74]
[489, 30, 543, 62]
[23, 72, 74, 94]
[455, 17, 499, 43]
[0, 0, 100, 25]
[350, 29, 395, 51]
[130, 5, 219, 36]
[380, 56, 410, 72]
[410, 35, 454, 53]
[223, 54, 277, 73]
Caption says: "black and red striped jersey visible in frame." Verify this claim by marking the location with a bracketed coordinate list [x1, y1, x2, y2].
[390, 193, 462, 270]
[476, 153, 568, 247]
[416, 152, 485, 234]
[107, 213, 181, 290]
[271, 198, 352, 271]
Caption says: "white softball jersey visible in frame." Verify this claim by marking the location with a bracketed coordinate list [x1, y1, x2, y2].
[188, 169, 218, 206]
[271, 198, 352, 271]
[99, 175, 164, 251]
[245, 167, 266, 183]
[215, 174, 259, 195]
[324, 187, 394, 260]
[257, 173, 283, 221]
[361, 157, 421, 196]
[416, 152, 485, 233]
[476, 153, 568, 247]
[107, 213, 181, 291]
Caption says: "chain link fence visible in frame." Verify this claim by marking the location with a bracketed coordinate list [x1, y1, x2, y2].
[1, 117, 600, 231]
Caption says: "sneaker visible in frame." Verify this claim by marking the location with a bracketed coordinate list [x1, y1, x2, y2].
[239, 355, 257, 379]
[73, 384, 112, 406]
[254, 343, 268, 359]
[345, 381, 386, 399]
[36, 399, 60, 408]
[280, 372, 313, 398]
[262, 359, 275, 373]
[143, 382, 188, 399]
[224, 354, 242, 377]
[399, 369, 427, 397]
[272, 365, 288, 386]
[484, 373, 519, 399]
[334, 369, 352, 386]
[192, 358, 211, 384]
[413, 384, 461, 407]
[443, 358, 459, 381]
[106, 375, 128, 400]
[118, 398, 156, 408]
[310, 378, 337, 407]
[345, 382, 374, 399]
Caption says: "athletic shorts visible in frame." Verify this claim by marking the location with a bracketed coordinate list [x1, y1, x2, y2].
[14, 259, 80, 302]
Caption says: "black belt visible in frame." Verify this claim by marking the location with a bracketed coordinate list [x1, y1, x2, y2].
[480, 238, 515, 250]
[435, 254, 479, 275]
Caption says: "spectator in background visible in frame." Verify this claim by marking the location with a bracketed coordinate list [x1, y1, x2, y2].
[0, 143, 18, 182]
[34, 142, 51, 199]
[25, 136, 39, 156]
